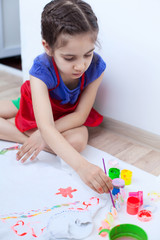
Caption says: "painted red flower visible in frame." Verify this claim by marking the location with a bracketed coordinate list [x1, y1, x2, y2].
[56, 187, 77, 198]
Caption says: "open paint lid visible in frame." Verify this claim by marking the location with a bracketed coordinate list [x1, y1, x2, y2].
[112, 178, 125, 189]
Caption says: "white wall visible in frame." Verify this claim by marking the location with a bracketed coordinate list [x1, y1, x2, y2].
[19, 0, 160, 136]
[0, 0, 21, 58]
[19, 0, 46, 75]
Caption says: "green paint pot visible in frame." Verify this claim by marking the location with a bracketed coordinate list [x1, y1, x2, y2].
[109, 168, 120, 179]
[99, 224, 148, 240]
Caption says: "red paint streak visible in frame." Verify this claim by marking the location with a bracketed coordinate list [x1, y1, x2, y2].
[30, 225, 46, 238]
[11, 220, 46, 238]
[11, 220, 27, 236]
[77, 197, 100, 210]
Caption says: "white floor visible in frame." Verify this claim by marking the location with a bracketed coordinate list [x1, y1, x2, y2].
[0, 140, 160, 240]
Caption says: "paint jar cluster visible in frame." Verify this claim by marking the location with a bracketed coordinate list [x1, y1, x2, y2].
[108, 160, 152, 222]
[108, 162, 133, 212]
[98, 160, 155, 239]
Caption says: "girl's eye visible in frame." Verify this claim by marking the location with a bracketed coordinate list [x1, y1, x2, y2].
[84, 54, 93, 58]
[64, 57, 74, 61]
[64, 53, 93, 61]
[84, 53, 93, 58]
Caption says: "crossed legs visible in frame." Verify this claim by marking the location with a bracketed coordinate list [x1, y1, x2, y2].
[0, 100, 88, 157]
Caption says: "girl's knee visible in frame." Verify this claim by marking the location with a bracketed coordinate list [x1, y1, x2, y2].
[72, 129, 88, 152]
[66, 126, 88, 152]
[0, 100, 18, 119]
[78, 126, 88, 148]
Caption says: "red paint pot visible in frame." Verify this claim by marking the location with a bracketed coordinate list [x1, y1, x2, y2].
[129, 191, 143, 205]
[127, 197, 140, 215]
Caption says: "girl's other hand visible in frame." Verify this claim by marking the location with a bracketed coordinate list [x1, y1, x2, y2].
[16, 130, 46, 163]
[77, 161, 113, 194]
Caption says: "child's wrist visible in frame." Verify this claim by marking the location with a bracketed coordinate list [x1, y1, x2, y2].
[75, 157, 88, 173]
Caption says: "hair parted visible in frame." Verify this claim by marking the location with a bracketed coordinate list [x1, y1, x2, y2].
[41, 0, 99, 48]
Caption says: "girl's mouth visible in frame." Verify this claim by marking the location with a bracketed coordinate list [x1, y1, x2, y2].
[72, 72, 83, 77]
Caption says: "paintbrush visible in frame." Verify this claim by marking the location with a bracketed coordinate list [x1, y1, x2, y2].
[102, 158, 116, 208]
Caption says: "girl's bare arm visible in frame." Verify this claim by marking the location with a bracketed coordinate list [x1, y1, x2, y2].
[29, 75, 112, 194]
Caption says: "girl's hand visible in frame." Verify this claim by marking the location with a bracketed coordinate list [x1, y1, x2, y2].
[16, 130, 46, 163]
[77, 161, 113, 194]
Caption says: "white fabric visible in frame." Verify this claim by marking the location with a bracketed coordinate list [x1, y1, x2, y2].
[0, 141, 108, 240]
[59, 157, 75, 176]
[40, 210, 93, 240]
[1, 141, 160, 240]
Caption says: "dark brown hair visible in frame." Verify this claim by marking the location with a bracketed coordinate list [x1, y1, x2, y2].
[41, 0, 99, 48]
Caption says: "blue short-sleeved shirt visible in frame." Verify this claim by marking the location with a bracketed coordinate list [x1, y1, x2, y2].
[29, 52, 106, 104]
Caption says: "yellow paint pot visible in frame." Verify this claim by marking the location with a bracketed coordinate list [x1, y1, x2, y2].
[121, 169, 132, 185]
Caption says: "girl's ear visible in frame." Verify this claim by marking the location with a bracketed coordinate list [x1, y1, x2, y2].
[42, 40, 52, 56]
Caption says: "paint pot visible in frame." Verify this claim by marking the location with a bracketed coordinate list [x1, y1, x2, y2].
[112, 178, 125, 196]
[127, 197, 140, 215]
[121, 169, 132, 185]
[114, 237, 141, 240]
[129, 191, 143, 205]
[109, 168, 120, 179]
[114, 237, 139, 240]
[99, 224, 148, 240]
[138, 209, 152, 222]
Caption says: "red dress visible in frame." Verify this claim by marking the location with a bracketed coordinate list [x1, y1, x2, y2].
[15, 58, 103, 132]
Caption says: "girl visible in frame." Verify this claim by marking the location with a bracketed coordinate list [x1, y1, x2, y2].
[0, 0, 112, 194]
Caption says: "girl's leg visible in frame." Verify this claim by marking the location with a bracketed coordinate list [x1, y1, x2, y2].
[0, 100, 88, 161]
[38, 125, 88, 154]
[16, 125, 88, 162]
[0, 99, 88, 152]
[23, 126, 88, 155]
[0, 100, 18, 118]
[62, 125, 88, 153]
[24, 126, 88, 154]
[0, 100, 28, 143]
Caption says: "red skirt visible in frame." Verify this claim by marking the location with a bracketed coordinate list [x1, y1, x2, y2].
[15, 81, 103, 132]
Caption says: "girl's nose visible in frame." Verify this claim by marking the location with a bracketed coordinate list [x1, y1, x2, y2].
[74, 62, 85, 72]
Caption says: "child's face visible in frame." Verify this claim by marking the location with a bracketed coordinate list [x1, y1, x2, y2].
[52, 33, 95, 82]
